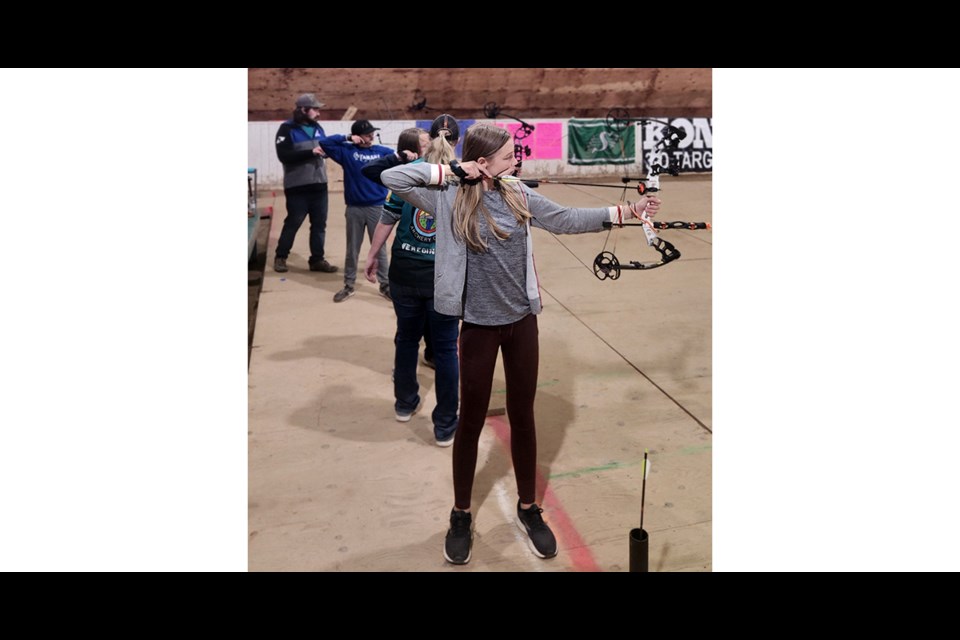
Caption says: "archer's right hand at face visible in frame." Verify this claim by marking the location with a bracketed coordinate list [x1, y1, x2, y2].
[456, 161, 490, 180]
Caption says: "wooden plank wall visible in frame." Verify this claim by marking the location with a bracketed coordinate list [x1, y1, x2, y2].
[248, 68, 711, 121]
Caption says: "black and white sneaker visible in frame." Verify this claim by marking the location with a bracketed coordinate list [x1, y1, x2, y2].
[515, 501, 558, 559]
[395, 401, 421, 423]
[444, 509, 473, 565]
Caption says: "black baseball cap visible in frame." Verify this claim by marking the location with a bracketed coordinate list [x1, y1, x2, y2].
[430, 114, 460, 143]
[351, 120, 380, 136]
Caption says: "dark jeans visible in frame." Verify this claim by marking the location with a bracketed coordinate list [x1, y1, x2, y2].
[454, 314, 539, 510]
[424, 322, 434, 361]
[390, 282, 460, 441]
[276, 184, 329, 264]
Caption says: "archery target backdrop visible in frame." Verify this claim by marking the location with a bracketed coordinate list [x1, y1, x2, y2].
[641, 118, 713, 173]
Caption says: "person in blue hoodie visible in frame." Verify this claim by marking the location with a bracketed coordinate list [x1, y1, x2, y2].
[320, 120, 396, 302]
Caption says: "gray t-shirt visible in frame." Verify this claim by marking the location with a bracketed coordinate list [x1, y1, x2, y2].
[464, 192, 530, 325]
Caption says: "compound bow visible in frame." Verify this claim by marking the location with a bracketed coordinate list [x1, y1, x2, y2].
[506, 110, 710, 280]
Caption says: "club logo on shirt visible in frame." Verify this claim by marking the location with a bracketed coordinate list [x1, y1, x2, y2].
[411, 208, 436, 243]
[353, 151, 383, 162]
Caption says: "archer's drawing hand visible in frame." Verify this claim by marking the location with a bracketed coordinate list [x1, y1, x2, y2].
[457, 161, 490, 180]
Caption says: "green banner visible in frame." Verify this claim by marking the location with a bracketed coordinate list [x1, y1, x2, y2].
[567, 118, 635, 165]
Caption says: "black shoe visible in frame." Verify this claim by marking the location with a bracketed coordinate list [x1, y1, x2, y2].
[444, 509, 473, 565]
[309, 259, 338, 273]
[333, 286, 355, 303]
[379, 283, 392, 300]
[421, 353, 436, 370]
[274, 256, 288, 273]
[516, 501, 558, 559]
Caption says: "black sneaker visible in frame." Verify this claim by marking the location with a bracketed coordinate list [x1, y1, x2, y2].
[444, 509, 473, 565]
[379, 283, 392, 300]
[274, 256, 288, 273]
[309, 259, 338, 273]
[515, 501, 558, 559]
[333, 286, 355, 303]
[421, 353, 436, 370]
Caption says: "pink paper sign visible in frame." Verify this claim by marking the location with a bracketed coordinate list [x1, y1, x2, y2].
[495, 122, 563, 160]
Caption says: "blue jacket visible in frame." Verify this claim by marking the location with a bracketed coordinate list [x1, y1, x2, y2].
[274, 120, 328, 190]
[319, 135, 394, 206]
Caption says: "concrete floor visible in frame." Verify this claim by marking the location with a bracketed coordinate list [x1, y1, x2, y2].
[248, 176, 712, 571]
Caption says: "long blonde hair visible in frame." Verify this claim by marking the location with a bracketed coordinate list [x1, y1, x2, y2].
[425, 134, 457, 167]
[453, 123, 531, 252]
[425, 113, 459, 174]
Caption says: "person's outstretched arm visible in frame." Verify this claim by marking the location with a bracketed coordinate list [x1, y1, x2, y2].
[524, 186, 660, 234]
[317, 134, 351, 164]
[361, 153, 407, 186]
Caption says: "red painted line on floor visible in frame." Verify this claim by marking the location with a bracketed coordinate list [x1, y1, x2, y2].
[487, 415, 601, 572]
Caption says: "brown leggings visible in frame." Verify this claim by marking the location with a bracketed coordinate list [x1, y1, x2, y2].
[453, 314, 539, 509]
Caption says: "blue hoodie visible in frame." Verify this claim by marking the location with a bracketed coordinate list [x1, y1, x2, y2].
[319, 135, 395, 206]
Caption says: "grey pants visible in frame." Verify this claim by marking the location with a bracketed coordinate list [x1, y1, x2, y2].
[344, 204, 388, 287]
